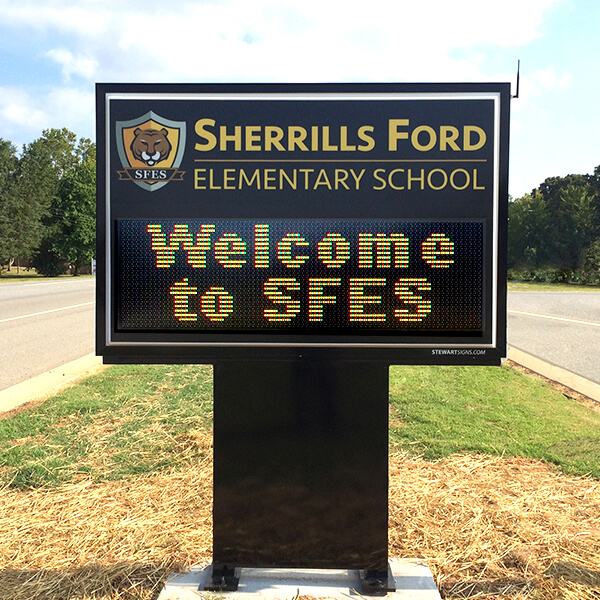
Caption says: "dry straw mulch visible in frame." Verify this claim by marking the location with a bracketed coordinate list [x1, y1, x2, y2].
[389, 452, 600, 599]
[0, 434, 599, 599]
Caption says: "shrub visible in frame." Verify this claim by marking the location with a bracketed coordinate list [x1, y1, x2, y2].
[531, 268, 572, 283]
[31, 239, 68, 277]
[581, 240, 600, 285]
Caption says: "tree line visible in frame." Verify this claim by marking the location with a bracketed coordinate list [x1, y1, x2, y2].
[508, 165, 600, 284]
[0, 127, 598, 284]
[0, 129, 95, 276]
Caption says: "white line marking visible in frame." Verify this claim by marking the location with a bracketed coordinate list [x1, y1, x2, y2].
[0, 302, 95, 324]
[508, 309, 600, 328]
[25, 281, 90, 287]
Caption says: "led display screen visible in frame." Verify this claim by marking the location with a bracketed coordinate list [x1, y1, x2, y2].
[97, 83, 509, 364]
[117, 219, 483, 333]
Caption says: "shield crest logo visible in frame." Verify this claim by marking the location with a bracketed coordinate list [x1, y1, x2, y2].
[116, 111, 186, 192]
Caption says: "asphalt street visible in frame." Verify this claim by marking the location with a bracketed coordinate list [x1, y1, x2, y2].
[0, 279, 599, 391]
[507, 291, 600, 384]
[0, 278, 95, 391]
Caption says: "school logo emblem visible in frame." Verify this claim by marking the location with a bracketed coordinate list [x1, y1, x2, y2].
[116, 111, 186, 192]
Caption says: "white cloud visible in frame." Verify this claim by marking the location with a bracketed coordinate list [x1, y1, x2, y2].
[0, 0, 567, 84]
[0, 87, 49, 142]
[509, 66, 571, 124]
[0, 0, 111, 36]
[65, 0, 542, 86]
[0, 0, 577, 200]
[46, 87, 95, 134]
[46, 48, 98, 81]
[0, 85, 95, 145]
[530, 68, 571, 92]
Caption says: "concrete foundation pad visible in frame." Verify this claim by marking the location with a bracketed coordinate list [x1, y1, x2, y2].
[157, 559, 441, 600]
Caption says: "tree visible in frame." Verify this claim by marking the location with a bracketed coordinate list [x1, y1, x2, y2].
[1, 129, 96, 275]
[534, 172, 599, 269]
[508, 191, 552, 269]
[3, 129, 91, 269]
[509, 165, 600, 281]
[31, 238, 68, 277]
[582, 239, 600, 284]
[557, 184, 598, 269]
[17, 129, 95, 274]
[0, 139, 19, 269]
[48, 151, 96, 275]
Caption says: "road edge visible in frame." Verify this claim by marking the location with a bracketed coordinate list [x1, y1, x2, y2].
[1, 347, 597, 415]
[0, 354, 106, 414]
[507, 345, 600, 402]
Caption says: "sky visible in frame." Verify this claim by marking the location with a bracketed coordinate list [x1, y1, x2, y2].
[0, 0, 598, 199]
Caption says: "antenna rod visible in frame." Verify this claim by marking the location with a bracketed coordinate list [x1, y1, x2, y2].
[512, 59, 520, 99]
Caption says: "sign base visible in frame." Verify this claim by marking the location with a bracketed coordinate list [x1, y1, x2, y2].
[158, 560, 442, 599]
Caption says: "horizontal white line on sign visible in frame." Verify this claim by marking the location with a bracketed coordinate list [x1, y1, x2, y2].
[508, 309, 600, 328]
[193, 158, 489, 163]
[0, 302, 95, 324]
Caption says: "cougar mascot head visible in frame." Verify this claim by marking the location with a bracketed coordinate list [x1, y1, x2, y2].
[131, 128, 172, 166]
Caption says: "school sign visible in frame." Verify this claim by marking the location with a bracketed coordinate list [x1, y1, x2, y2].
[96, 83, 509, 365]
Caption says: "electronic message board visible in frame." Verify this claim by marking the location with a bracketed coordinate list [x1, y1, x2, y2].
[96, 83, 509, 364]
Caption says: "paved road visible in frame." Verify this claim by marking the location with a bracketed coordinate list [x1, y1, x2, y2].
[1, 279, 598, 391]
[0, 278, 95, 391]
[507, 291, 600, 384]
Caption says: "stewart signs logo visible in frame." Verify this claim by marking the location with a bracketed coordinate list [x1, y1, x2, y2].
[116, 111, 186, 192]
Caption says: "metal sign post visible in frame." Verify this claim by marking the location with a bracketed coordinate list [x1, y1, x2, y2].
[210, 359, 391, 592]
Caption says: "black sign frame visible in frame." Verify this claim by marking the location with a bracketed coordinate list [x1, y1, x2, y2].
[96, 83, 509, 365]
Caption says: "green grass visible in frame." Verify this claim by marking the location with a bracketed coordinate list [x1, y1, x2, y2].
[508, 279, 600, 291]
[0, 271, 47, 283]
[0, 362, 599, 489]
[0, 364, 213, 489]
[389, 364, 600, 477]
[0, 271, 94, 283]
